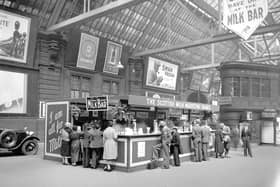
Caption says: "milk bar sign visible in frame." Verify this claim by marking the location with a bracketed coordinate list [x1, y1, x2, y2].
[86, 96, 108, 111]
[222, 0, 268, 40]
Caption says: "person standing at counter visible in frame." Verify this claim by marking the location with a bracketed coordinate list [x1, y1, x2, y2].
[88, 122, 103, 169]
[70, 126, 81, 166]
[192, 120, 202, 162]
[103, 120, 118, 172]
[82, 122, 92, 168]
[60, 122, 72, 165]
[201, 120, 211, 161]
[152, 121, 172, 169]
[170, 126, 182, 166]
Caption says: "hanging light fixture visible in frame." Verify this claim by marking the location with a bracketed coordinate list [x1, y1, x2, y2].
[116, 61, 124, 69]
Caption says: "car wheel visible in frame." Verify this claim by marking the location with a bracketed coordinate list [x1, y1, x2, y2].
[21, 139, 39, 155]
[0, 130, 18, 148]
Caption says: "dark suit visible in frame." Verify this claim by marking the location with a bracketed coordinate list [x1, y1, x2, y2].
[82, 126, 91, 168]
[192, 125, 202, 162]
[170, 131, 182, 166]
[241, 128, 252, 157]
[201, 126, 211, 161]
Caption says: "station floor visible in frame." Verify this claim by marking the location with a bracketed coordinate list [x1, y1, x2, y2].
[0, 145, 279, 187]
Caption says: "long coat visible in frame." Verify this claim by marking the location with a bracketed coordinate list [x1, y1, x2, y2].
[103, 126, 118, 160]
[214, 128, 224, 154]
[88, 128, 103, 148]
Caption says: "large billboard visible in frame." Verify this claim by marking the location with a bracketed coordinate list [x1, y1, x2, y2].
[146, 57, 179, 91]
[0, 10, 30, 63]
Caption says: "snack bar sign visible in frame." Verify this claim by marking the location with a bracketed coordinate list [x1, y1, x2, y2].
[222, 0, 268, 40]
[86, 96, 108, 111]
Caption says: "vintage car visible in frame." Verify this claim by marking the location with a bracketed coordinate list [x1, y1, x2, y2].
[0, 128, 40, 155]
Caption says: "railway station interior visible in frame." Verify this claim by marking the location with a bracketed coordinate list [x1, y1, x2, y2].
[0, 0, 280, 187]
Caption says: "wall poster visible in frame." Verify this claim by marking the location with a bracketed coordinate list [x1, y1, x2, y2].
[146, 57, 179, 91]
[103, 41, 123, 75]
[77, 33, 99, 70]
[0, 10, 30, 63]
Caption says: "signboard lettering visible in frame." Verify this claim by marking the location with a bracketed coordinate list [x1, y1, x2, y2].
[222, 0, 268, 40]
[86, 96, 108, 111]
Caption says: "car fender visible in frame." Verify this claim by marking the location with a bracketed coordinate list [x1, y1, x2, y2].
[9, 136, 40, 150]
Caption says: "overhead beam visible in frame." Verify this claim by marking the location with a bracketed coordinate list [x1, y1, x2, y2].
[182, 63, 220, 71]
[133, 24, 280, 57]
[47, 0, 148, 32]
[269, 6, 280, 14]
[47, 0, 66, 28]
[188, 0, 219, 20]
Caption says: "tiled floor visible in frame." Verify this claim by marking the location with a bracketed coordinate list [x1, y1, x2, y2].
[0, 145, 279, 187]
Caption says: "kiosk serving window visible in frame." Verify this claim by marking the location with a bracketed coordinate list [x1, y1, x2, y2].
[0, 70, 27, 113]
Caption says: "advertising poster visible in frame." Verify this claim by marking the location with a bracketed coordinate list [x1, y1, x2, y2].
[103, 41, 122, 75]
[77, 33, 99, 70]
[0, 10, 30, 63]
[146, 57, 178, 91]
[45, 102, 69, 157]
[0, 70, 27, 113]
[189, 71, 202, 91]
[86, 96, 108, 111]
[222, 0, 268, 40]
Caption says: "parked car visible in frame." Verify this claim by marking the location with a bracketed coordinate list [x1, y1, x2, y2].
[0, 127, 40, 155]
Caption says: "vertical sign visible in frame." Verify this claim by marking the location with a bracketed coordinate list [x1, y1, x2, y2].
[137, 142, 145, 157]
[103, 41, 122, 75]
[77, 33, 99, 70]
[45, 101, 69, 157]
[222, 0, 268, 40]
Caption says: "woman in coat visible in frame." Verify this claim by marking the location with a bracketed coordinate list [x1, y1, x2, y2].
[103, 120, 118, 171]
[70, 126, 81, 166]
[60, 122, 72, 165]
[214, 123, 224, 158]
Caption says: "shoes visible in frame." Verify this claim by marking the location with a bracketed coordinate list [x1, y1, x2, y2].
[72, 162, 77, 166]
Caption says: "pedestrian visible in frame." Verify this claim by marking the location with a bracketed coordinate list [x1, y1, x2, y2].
[103, 120, 118, 171]
[70, 126, 81, 166]
[241, 126, 253, 157]
[192, 119, 202, 162]
[152, 121, 172, 169]
[201, 120, 211, 161]
[170, 126, 182, 166]
[222, 123, 231, 158]
[60, 122, 72, 165]
[82, 122, 92, 168]
[231, 125, 240, 150]
[88, 121, 103, 169]
[214, 123, 224, 158]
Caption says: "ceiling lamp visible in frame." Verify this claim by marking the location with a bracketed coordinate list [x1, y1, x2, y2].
[116, 61, 124, 69]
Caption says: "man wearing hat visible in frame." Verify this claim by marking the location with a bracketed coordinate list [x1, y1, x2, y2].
[170, 126, 182, 166]
[152, 121, 172, 169]
[192, 119, 202, 162]
[201, 120, 211, 161]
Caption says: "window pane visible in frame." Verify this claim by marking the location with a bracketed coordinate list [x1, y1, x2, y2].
[0, 70, 27, 113]
[252, 78, 260, 97]
[81, 77, 90, 91]
[241, 77, 249, 96]
[82, 92, 90, 98]
[111, 81, 119, 95]
[261, 79, 270, 97]
[71, 75, 80, 90]
[102, 80, 111, 94]
[222, 77, 232, 96]
[233, 77, 240, 96]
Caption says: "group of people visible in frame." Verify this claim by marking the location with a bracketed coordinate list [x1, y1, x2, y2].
[60, 120, 118, 172]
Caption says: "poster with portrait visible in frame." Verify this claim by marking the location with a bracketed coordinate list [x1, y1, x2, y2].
[146, 57, 178, 91]
[0, 10, 30, 63]
[77, 33, 99, 70]
[103, 41, 122, 75]
[0, 70, 27, 113]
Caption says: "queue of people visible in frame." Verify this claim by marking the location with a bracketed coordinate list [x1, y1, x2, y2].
[59, 120, 118, 172]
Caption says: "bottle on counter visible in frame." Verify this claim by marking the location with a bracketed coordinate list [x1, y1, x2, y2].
[153, 120, 159, 133]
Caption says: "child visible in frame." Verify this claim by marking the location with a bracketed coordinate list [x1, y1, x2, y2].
[60, 122, 72, 165]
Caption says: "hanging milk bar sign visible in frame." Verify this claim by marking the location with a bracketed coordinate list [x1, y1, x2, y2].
[222, 0, 268, 40]
[86, 96, 108, 111]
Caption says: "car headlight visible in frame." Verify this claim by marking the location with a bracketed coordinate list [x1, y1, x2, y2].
[26, 131, 34, 136]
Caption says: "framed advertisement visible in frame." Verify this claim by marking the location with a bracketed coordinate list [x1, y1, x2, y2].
[0, 10, 31, 63]
[77, 33, 99, 70]
[145, 57, 179, 91]
[103, 41, 122, 75]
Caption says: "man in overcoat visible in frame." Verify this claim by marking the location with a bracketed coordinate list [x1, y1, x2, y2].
[192, 119, 202, 162]
[201, 120, 211, 161]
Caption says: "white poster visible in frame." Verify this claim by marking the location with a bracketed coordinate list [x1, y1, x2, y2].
[103, 41, 122, 75]
[137, 141, 145, 158]
[0, 10, 30, 63]
[146, 57, 178, 91]
[0, 70, 27, 113]
[222, 0, 268, 40]
[77, 33, 99, 70]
